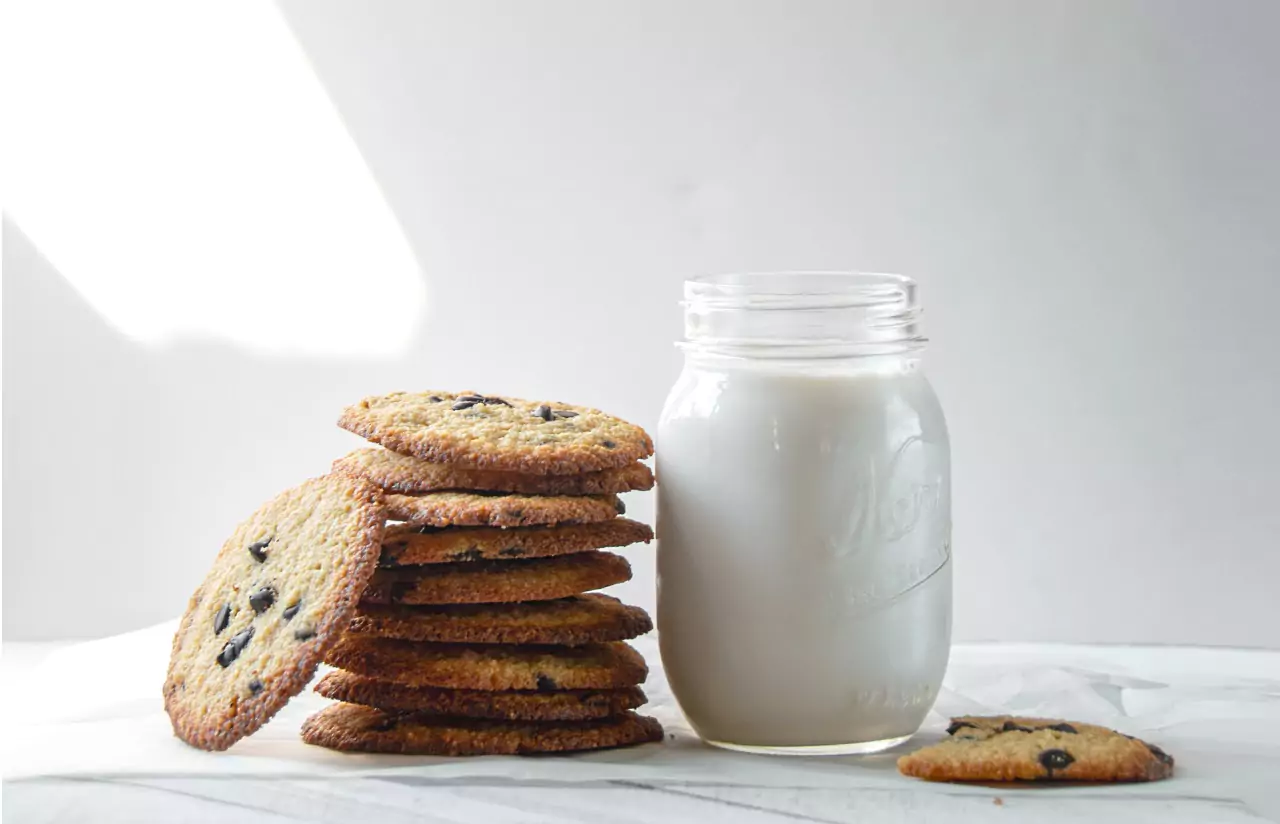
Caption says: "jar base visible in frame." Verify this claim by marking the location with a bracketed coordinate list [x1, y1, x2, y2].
[703, 734, 913, 756]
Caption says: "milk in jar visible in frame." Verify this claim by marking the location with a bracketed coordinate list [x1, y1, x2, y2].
[657, 272, 951, 754]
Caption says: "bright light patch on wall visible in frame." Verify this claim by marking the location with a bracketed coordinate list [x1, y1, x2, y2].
[3, 1, 424, 356]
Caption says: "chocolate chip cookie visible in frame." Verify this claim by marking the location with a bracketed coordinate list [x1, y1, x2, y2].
[323, 637, 648, 690]
[338, 391, 653, 475]
[384, 490, 622, 528]
[897, 716, 1175, 782]
[379, 518, 652, 566]
[314, 672, 647, 720]
[302, 703, 664, 755]
[362, 551, 632, 605]
[350, 594, 652, 645]
[335, 448, 654, 495]
[163, 475, 384, 750]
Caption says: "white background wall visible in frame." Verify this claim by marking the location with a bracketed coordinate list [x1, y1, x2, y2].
[4, 0, 1278, 646]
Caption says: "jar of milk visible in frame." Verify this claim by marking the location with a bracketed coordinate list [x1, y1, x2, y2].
[657, 272, 951, 755]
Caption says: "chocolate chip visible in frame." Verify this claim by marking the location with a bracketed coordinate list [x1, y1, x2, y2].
[213, 604, 230, 635]
[427, 396, 442, 403]
[486, 397, 512, 407]
[614, 498, 626, 515]
[282, 602, 300, 621]
[507, 508, 524, 518]
[1002, 721, 1033, 733]
[248, 679, 263, 695]
[536, 674, 558, 691]
[452, 400, 477, 410]
[553, 410, 578, 419]
[1045, 723, 1078, 734]
[1145, 743, 1174, 765]
[248, 538, 271, 563]
[602, 440, 616, 449]
[449, 548, 485, 562]
[457, 394, 484, 402]
[499, 547, 527, 557]
[946, 721, 980, 736]
[532, 404, 553, 422]
[294, 628, 316, 641]
[1038, 748, 1075, 775]
[217, 627, 254, 667]
[248, 586, 277, 614]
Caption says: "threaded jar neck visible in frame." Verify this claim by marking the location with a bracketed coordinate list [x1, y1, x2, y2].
[681, 271, 926, 360]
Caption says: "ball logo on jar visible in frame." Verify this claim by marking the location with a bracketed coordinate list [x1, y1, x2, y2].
[831, 434, 951, 612]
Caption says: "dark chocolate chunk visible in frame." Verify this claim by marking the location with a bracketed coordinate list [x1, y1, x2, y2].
[248, 586, 277, 614]
[452, 401, 477, 411]
[427, 396, 442, 403]
[946, 721, 980, 736]
[485, 397, 512, 407]
[1045, 723, 1078, 734]
[248, 538, 271, 563]
[294, 627, 316, 641]
[457, 394, 484, 402]
[449, 548, 485, 562]
[532, 404, 553, 422]
[282, 602, 300, 621]
[1145, 743, 1174, 765]
[213, 604, 230, 635]
[553, 410, 578, 419]
[536, 674, 558, 691]
[499, 547, 527, 557]
[614, 498, 626, 515]
[1038, 748, 1075, 775]
[248, 679, 263, 695]
[602, 440, 616, 449]
[217, 627, 255, 667]
[1002, 721, 1033, 733]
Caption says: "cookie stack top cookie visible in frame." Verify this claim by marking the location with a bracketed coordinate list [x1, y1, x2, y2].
[337, 391, 654, 476]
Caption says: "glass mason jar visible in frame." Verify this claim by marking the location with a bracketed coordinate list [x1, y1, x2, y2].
[656, 272, 951, 755]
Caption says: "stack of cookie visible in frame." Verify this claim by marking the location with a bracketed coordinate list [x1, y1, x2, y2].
[301, 391, 664, 756]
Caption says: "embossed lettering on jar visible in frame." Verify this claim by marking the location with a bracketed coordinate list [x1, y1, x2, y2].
[657, 272, 952, 755]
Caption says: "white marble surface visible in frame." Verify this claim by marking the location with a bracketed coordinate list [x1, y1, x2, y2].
[3, 626, 1279, 823]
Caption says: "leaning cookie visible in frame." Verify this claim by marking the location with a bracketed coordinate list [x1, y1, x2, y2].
[302, 703, 664, 755]
[335, 448, 655, 495]
[338, 391, 653, 475]
[350, 594, 652, 645]
[163, 475, 384, 751]
[323, 637, 648, 690]
[897, 716, 1175, 782]
[362, 552, 632, 605]
[385, 491, 622, 529]
[380, 518, 653, 566]
[315, 672, 647, 721]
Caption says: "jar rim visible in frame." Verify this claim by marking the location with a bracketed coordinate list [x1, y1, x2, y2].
[681, 270, 925, 359]
[685, 271, 915, 308]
